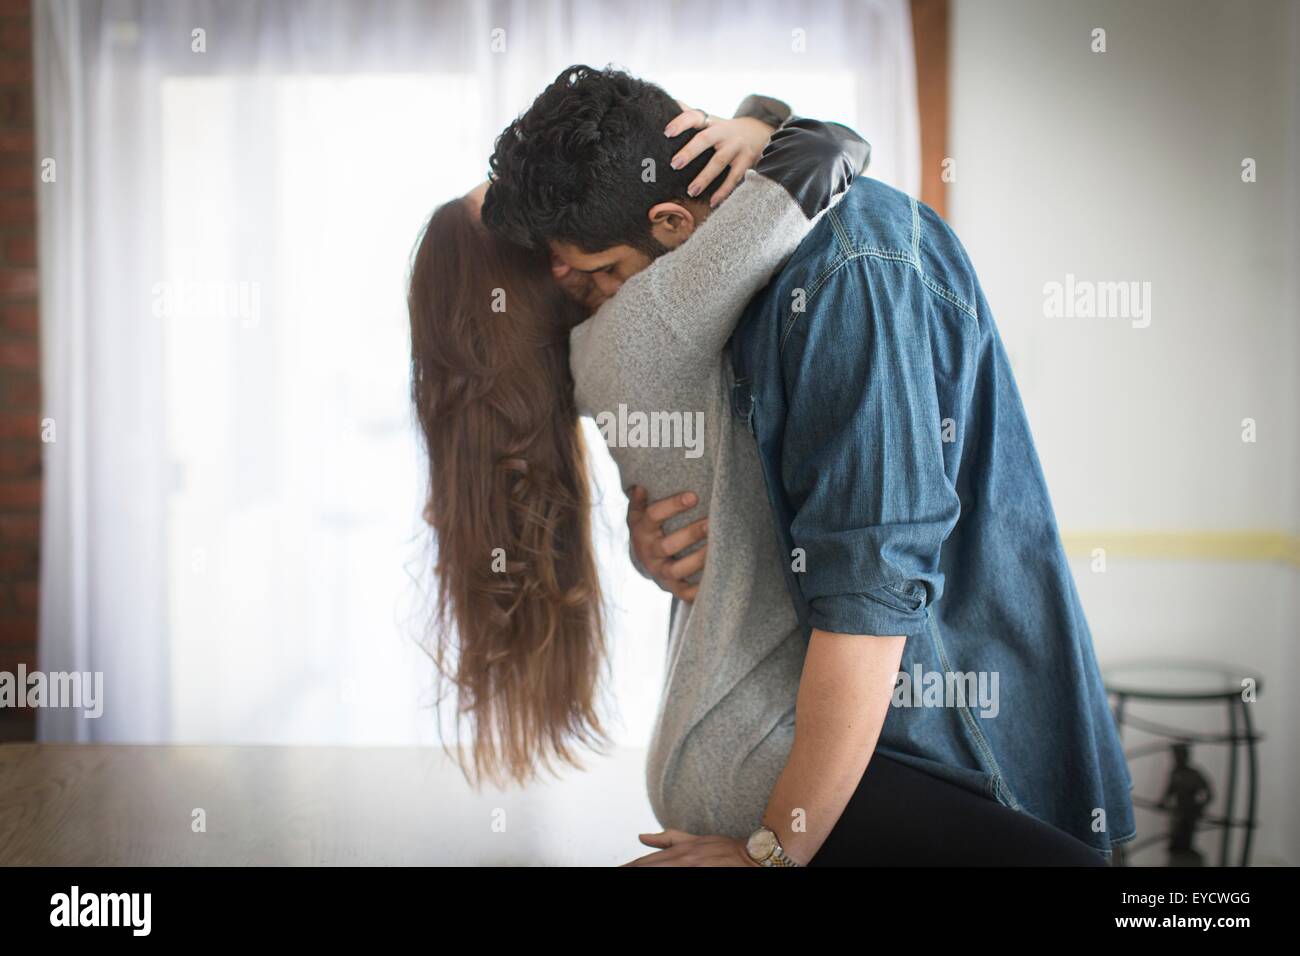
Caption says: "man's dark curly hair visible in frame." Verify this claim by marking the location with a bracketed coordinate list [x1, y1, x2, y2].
[481, 64, 725, 256]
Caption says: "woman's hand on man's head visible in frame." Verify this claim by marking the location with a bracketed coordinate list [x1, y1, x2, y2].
[665, 103, 775, 208]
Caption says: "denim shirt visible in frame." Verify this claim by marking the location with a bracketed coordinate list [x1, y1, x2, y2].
[727, 176, 1136, 856]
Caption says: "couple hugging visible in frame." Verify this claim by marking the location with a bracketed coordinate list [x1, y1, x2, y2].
[408, 64, 1134, 867]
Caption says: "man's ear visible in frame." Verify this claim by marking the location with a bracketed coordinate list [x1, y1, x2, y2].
[648, 201, 697, 249]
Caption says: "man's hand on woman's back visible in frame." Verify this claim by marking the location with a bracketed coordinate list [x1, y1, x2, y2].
[626, 485, 709, 603]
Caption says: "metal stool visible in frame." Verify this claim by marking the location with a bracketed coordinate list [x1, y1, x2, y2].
[1103, 659, 1263, 867]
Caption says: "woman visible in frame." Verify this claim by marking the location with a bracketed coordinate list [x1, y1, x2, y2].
[408, 102, 1107, 867]
[408, 97, 828, 774]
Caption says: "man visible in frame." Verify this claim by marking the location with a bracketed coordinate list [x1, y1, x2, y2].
[484, 64, 1134, 865]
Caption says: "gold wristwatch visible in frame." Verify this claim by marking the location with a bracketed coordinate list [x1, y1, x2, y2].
[744, 825, 801, 867]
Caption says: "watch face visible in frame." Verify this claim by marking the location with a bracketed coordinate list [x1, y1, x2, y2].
[746, 828, 777, 860]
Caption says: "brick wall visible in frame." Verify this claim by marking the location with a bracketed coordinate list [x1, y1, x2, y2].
[0, 0, 37, 743]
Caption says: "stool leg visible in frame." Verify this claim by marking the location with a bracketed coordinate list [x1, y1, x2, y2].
[1221, 699, 1238, 866]
[1239, 695, 1259, 867]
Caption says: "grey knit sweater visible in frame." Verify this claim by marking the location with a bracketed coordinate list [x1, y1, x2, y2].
[570, 172, 843, 838]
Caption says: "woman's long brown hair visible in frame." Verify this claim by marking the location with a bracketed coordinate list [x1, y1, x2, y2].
[408, 197, 609, 788]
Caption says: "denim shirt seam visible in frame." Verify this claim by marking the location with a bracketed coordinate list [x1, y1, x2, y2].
[908, 194, 979, 321]
[926, 612, 1022, 811]
[829, 203, 856, 257]
[776, 214, 979, 357]
[777, 252, 850, 353]
[777, 207, 857, 352]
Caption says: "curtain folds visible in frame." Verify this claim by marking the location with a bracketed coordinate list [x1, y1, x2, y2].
[34, 0, 919, 744]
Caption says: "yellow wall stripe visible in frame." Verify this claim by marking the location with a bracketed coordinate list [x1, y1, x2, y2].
[1060, 531, 1300, 567]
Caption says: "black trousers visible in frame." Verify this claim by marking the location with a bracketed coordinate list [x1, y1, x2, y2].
[807, 752, 1110, 866]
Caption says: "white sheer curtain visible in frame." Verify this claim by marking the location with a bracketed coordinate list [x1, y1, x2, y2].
[35, 0, 919, 745]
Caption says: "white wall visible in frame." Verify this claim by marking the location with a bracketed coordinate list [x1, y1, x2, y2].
[950, 0, 1298, 864]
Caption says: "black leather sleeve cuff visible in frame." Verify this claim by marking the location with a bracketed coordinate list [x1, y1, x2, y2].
[752, 117, 871, 220]
[733, 93, 793, 129]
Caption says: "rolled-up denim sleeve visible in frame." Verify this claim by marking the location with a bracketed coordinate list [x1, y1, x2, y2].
[779, 258, 966, 638]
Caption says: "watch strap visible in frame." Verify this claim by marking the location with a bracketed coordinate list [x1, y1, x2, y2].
[763, 843, 801, 867]
[747, 824, 803, 867]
